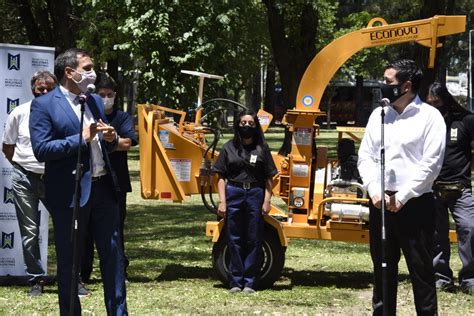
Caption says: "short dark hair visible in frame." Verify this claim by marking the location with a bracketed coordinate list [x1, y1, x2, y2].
[385, 59, 423, 93]
[95, 72, 117, 91]
[54, 48, 90, 83]
[30, 70, 58, 92]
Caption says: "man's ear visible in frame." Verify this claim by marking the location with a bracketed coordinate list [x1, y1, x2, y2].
[65, 67, 74, 80]
[402, 80, 412, 93]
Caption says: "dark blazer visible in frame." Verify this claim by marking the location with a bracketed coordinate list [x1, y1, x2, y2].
[106, 110, 138, 193]
[29, 86, 118, 210]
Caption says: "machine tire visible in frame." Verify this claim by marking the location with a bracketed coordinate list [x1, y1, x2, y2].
[211, 226, 286, 289]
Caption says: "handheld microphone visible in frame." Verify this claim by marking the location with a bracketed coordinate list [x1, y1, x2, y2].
[78, 84, 96, 104]
[379, 98, 390, 107]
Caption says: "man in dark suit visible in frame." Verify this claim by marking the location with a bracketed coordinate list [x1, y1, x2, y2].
[81, 73, 137, 284]
[29, 48, 127, 315]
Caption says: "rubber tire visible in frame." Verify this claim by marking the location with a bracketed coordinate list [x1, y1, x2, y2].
[211, 226, 286, 289]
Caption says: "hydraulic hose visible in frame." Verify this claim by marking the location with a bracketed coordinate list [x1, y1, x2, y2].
[199, 126, 220, 215]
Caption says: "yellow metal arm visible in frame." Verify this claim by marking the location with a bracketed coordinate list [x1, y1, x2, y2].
[296, 15, 466, 111]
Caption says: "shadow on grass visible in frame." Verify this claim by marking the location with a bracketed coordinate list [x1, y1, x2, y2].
[281, 268, 372, 289]
[276, 268, 410, 290]
[155, 263, 213, 282]
[127, 246, 210, 263]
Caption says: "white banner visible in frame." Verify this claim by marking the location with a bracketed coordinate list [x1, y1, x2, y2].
[0, 43, 54, 276]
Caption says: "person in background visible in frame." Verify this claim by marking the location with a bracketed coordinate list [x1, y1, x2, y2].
[335, 138, 361, 183]
[213, 109, 277, 294]
[80, 72, 137, 283]
[2, 70, 57, 297]
[358, 59, 446, 314]
[427, 82, 474, 295]
[29, 48, 127, 315]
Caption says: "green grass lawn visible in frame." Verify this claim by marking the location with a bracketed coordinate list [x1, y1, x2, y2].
[0, 129, 472, 314]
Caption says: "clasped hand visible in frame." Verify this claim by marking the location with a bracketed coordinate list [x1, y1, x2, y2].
[371, 193, 404, 213]
[82, 119, 116, 143]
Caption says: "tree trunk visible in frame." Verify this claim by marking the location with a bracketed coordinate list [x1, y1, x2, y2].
[14, 0, 44, 45]
[46, 0, 75, 53]
[263, 0, 317, 155]
[33, 3, 54, 46]
[251, 70, 261, 111]
[264, 63, 276, 119]
[417, 0, 449, 98]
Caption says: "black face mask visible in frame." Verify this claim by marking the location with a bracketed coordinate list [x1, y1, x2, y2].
[380, 82, 406, 103]
[238, 126, 256, 139]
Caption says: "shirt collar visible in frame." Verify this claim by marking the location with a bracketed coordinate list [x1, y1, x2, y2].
[389, 95, 421, 116]
[59, 85, 79, 104]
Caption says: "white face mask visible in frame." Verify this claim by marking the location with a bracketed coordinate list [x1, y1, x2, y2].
[102, 97, 115, 110]
[72, 69, 96, 93]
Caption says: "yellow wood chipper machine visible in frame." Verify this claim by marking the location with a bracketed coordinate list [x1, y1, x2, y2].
[138, 15, 466, 288]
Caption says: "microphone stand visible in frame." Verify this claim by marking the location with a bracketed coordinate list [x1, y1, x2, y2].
[380, 102, 388, 316]
[69, 94, 87, 316]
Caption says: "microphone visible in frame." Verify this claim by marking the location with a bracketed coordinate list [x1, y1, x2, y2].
[85, 84, 96, 95]
[78, 84, 96, 104]
[379, 98, 390, 107]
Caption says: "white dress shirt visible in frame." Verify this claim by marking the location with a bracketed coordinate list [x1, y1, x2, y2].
[59, 86, 107, 177]
[358, 95, 446, 205]
[2, 101, 45, 174]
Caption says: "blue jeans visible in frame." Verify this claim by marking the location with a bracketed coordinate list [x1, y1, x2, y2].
[433, 187, 474, 288]
[11, 164, 46, 282]
[225, 184, 264, 289]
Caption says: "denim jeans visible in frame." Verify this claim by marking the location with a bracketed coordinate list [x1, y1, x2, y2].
[11, 165, 46, 282]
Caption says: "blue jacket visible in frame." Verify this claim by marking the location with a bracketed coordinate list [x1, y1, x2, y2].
[29, 86, 118, 210]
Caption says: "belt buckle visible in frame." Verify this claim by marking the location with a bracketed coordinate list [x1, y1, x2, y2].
[243, 182, 251, 190]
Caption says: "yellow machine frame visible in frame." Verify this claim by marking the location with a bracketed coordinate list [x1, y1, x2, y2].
[138, 15, 465, 280]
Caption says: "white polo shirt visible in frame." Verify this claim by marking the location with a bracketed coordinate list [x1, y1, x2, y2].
[2, 101, 45, 174]
[358, 95, 446, 205]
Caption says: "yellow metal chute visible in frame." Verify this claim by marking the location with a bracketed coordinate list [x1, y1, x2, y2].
[296, 15, 466, 111]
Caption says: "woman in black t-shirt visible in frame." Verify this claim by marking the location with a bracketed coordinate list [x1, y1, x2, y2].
[213, 109, 278, 294]
[427, 82, 474, 294]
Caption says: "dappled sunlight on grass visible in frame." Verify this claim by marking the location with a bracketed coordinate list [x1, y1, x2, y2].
[1, 130, 471, 314]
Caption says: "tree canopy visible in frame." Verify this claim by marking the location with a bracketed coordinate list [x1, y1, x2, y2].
[1, 0, 471, 111]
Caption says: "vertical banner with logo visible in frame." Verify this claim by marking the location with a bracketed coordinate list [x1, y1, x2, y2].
[0, 43, 54, 277]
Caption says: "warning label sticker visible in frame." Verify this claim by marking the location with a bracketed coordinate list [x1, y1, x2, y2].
[170, 159, 192, 182]
[293, 164, 309, 177]
[293, 128, 312, 146]
[258, 115, 270, 126]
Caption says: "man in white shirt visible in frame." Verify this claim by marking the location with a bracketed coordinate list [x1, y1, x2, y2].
[2, 70, 57, 296]
[358, 59, 446, 315]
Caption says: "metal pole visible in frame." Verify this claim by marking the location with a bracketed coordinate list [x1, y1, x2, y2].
[260, 47, 265, 110]
[469, 29, 473, 111]
[380, 105, 388, 316]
